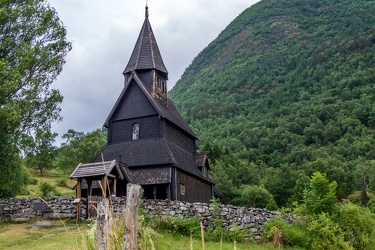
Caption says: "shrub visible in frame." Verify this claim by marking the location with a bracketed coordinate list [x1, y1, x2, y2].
[28, 177, 38, 185]
[39, 182, 59, 197]
[153, 216, 201, 237]
[366, 198, 375, 213]
[237, 185, 278, 210]
[206, 218, 250, 243]
[306, 213, 351, 250]
[262, 218, 307, 248]
[335, 202, 375, 250]
[56, 179, 68, 188]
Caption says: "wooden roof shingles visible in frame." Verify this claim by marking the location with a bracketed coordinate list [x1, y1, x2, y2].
[123, 166, 170, 185]
[123, 6, 167, 75]
[93, 138, 214, 184]
[70, 160, 124, 179]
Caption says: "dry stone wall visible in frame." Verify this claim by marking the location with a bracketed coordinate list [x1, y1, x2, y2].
[0, 196, 287, 239]
[0, 196, 79, 221]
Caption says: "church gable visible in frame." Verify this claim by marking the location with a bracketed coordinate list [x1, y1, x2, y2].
[112, 80, 157, 121]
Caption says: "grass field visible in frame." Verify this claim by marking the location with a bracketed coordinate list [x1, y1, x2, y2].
[0, 219, 86, 250]
[20, 168, 76, 198]
[0, 219, 305, 250]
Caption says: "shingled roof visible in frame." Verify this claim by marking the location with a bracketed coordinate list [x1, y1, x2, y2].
[92, 138, 214, 184]
[70, 160, 124, 179]
[123, 166, 171, 185]
[123, 5, 168, 75]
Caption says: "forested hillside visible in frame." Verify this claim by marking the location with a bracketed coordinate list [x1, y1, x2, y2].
[169, 0, 375, 206]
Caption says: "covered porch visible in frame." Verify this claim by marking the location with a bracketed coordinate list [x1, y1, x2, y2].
[70, 160, 125, 219]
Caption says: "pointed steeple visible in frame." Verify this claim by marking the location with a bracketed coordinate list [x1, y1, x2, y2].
[123, 5, 168, 76]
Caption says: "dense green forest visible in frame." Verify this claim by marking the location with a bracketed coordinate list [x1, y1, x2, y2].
[169, 0, 375, 207]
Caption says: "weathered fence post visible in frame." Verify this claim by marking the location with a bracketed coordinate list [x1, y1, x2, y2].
[124, 183, 143, 250]
[97, 198, 109, 250]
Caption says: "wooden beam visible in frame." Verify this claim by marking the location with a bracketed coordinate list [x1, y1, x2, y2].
[113, 178, 117, 197]
[101, 176, 107, 198]
[76, 178, 82, 222]
[87, 179, 92, 219]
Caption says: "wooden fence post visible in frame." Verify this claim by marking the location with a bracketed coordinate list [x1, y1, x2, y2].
[97, 198, 109, 250]
[124, 183, 143, 250]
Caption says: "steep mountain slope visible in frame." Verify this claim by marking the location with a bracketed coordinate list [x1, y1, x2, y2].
[169, 0, 375, 205]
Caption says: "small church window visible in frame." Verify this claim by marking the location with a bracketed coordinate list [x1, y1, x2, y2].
[155, 75, 167, 94]
[132, 123, 140, 140]
[180, 183, 185, 196]
[161, 81, 165, 93]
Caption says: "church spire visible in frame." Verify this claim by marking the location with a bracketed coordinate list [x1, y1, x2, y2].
[123, 4, 168, 76]
[145, 3, 149, 18]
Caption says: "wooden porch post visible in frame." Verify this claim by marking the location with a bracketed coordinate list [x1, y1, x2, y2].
[87, 179, 92, 219]
[101, 176, 107, 198]
[113, 178, 117, 196]
[153, 185, 157, 200]
[76, 178, 82, 221]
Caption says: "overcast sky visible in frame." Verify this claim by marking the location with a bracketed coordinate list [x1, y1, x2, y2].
[48, 0, 260, 144]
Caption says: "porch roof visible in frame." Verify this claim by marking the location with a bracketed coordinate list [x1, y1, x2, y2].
[70, 160, 124, 179]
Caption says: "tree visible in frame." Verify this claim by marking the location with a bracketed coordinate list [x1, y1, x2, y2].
[289, 173, 310, 205]
[304, 172, 337, 215]
[0, 0, 71, 197]
[262, 165, 300, 207]
[23, 128, 58, 176]
[56, 129, 107, 173]
[354, 159, 375, 193]
[235, 185, 278, 210]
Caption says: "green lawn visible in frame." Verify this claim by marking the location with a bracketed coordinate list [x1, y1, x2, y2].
[0, 219, 305, 250]
[19, 168, 75, 198]
[0, 219, 86, 250]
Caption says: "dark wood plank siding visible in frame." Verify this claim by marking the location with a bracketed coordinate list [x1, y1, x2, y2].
[110, 115, 161, 143]
[137, 71, 153, 92]
[164, 121, 195, 152]
[176, 170, 212, 203]
[113, 81, 156, 121]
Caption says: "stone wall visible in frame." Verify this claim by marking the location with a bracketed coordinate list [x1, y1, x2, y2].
[140, 199, 281, 240]
[0, 196, 287, 239]
[0, 196, 79, 221]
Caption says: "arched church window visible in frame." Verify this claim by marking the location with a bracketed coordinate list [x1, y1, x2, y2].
[132, 123, 140, 140]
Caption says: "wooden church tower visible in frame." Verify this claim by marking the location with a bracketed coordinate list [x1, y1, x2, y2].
[81, 5, 216, 203]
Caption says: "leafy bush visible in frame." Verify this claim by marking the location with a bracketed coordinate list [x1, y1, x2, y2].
[335, 202, 375, 250]
[153, 216, 201, 237]
[18, 187, 30, 196]
[262, 218, 307, 248]
[39, 182, 59, 197]
[28, 177, 38, 185]
[367, 198, 375, 213]
[306, 213, 351, 250]
[206, 218, 250, 243]
[234, 185, 278, 210]
[56, 179, 68, 188]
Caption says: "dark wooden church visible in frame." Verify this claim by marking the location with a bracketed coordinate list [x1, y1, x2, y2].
[70, 5, 216, 204]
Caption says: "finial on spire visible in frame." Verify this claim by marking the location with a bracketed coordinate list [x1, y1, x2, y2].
[145, 1, 149, 18]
